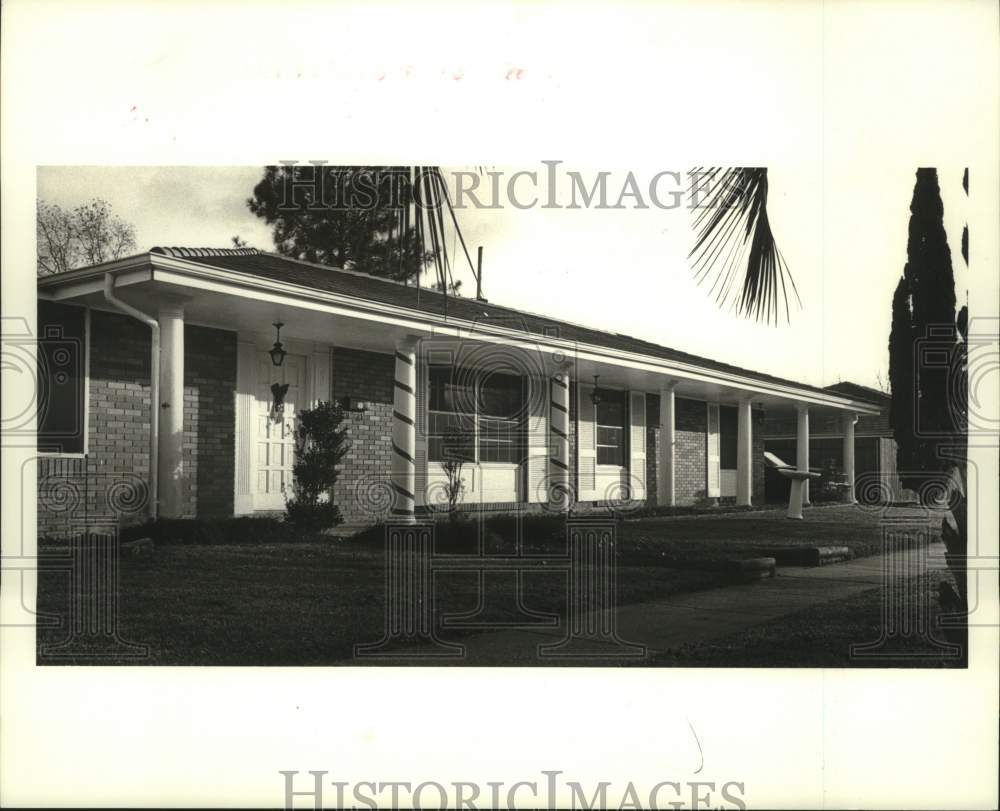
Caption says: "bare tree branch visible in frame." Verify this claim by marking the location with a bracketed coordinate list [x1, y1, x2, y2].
[37, 197, 137, 276]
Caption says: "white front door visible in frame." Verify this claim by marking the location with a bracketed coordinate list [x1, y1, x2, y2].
[255, 352, 306, 510]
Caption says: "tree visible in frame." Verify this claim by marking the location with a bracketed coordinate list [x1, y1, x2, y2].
[248, 166, 457, 284]
[888, 169, 959, 490]
[888, 275, 918, 480]
[37, 199, 137, 276]
[887, 168, 968, 646]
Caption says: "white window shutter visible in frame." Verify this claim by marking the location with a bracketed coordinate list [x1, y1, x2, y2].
[526, 375, 548, 502]
[577, 383, 598, 501]
[706, 402, 721, 498]
[311, 346, 332, 407]
[629, 391, 646, 500]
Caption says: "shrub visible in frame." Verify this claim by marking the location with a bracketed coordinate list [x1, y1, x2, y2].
[285, 401, 348, 529]
[439, 430, 469, 522]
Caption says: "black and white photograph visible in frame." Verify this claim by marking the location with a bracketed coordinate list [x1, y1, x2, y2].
[3, 1, 998, 808]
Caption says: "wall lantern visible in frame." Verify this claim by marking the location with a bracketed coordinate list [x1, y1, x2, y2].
[590, 375, 602, 406]
[269, 321, 287, 367]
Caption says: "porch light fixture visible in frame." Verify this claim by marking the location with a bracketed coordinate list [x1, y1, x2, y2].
[590, 375, 602, 406]
[269, 322, 287, 367]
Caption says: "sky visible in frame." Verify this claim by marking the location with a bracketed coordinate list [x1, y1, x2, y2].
[37, 163, 971, 392]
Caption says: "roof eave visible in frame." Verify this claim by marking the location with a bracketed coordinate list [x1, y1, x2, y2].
[37, 253, 883, 415]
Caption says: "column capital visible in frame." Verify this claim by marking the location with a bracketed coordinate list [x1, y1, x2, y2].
[157, 292, 192, 315]
[394, 333, 422, 352]
[795, 402, 810, 414]
[843, 411, 859, 426]
[660, 379, 680, 394]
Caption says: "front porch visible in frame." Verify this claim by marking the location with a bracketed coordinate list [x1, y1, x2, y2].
[37, 248, 882, 528]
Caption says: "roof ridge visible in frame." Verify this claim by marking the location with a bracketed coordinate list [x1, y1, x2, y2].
[152, 246, 263, 258]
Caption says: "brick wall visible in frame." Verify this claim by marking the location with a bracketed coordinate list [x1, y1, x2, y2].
[330, 346, 395, 525]
[38, 309, 152, 538]
[646, 392, 660, 505]
[675, 397, 708, 504]
[644, 397, 763, 508]
[37, 309, 236, 538]
[183, 324, 236, 517]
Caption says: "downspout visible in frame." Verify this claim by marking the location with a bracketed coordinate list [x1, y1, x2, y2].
[103, 273, 159, 520]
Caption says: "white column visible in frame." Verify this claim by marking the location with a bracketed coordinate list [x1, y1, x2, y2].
[157, 301, 186, 517]
[736, 397, 753, 506]
[796, 404, 810, 506]
[233, 337, 257, 515]
[549, 370, 571, 510]
[843, 412, 857, 503]
[658, 382, 677, 507]
[391, 336, 418, 523]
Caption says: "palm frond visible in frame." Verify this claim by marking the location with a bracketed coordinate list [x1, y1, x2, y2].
[688, 167, 800, 325]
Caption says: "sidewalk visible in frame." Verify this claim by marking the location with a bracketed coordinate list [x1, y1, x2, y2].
[408, 541, 947, 666]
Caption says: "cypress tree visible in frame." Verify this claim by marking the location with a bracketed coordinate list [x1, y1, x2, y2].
[890, 168, 959, 490]
[888, 275, 917, 485]
[903, 169, 956, 327]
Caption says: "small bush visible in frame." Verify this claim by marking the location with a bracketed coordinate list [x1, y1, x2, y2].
[285, 500, 342, 531]
[286, 401, 348, 529]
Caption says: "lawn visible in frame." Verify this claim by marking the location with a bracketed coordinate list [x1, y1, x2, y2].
[35, 541, 725, 666]
[616, 503, 941, 568]
[648, 573, 966, 668]
[35, 503, 940, 666]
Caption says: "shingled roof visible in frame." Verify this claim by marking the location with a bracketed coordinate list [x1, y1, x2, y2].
[144, 246, 854, 401]
[823, 381, 890, 404]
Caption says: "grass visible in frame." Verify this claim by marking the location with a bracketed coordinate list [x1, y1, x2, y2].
[648, 573, 966, 668]
[35, 541, 726, 666]
[616, 503, 940, 568]
[35, 504, 939, 666]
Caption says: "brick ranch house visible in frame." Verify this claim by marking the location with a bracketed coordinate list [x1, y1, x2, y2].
[36, 247, 881, 535]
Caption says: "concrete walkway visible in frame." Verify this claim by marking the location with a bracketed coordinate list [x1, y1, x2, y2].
[399, 542, 947, 666]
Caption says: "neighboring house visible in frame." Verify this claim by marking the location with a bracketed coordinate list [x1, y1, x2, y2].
[35, 247, 880, 535]
[763, 381, 905, 503]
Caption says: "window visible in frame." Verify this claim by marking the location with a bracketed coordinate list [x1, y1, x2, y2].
[719, 405, 738, 469]
[595, 388, 627, 466]
[37, 301, 87, 454]
[477, 372, 524, 463]
[428, 366, 475, 462]
[428, 366, 525, 464]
